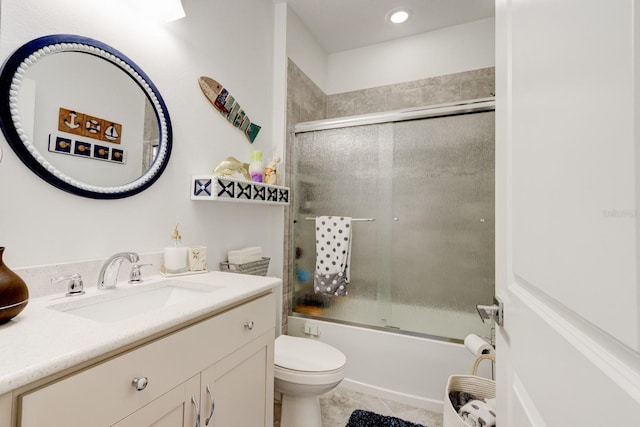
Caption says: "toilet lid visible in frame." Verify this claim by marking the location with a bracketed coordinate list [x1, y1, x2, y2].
[275, 335, 346, 372]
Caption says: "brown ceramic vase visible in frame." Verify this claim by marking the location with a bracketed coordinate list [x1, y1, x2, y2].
[0, 247, 29, 324]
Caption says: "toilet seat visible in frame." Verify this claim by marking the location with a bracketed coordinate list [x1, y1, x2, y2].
[274, 364, 346, 386]
[275, 335, 346, 372]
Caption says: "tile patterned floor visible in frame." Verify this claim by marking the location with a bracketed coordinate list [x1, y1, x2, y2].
[319, 386, 443, 427]
[275, 385, 443, 427]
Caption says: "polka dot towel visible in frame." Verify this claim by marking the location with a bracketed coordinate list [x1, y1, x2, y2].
[314, 216, 352, 296]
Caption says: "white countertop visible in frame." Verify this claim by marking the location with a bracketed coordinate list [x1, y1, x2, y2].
[0, 271, 281, 395]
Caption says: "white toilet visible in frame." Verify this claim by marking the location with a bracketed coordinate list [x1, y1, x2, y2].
[274, 335, 347, 427]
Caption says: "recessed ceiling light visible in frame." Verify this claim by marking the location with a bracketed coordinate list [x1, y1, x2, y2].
[387, 8, 410, 24]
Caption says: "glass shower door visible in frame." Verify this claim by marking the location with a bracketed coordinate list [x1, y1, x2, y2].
[389, 112, 495, 338]
[292, 124, 392, 329]
[291, 110, 495, 341]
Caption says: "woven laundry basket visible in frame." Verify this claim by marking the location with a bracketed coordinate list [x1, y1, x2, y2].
[443, 354, 496, 427]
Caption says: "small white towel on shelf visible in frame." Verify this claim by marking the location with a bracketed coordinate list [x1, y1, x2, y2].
[228, 246, 262, 264]
[314, 216, 352, 296]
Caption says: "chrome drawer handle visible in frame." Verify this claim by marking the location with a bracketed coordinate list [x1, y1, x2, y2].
[131, 376, 149, 391]
[205, 384, 215, 425]
[244, 321, 254, 331]
[191, 395, 201, 427]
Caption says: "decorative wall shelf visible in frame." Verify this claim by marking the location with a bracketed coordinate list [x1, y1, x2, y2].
[191, 175, 289, 205]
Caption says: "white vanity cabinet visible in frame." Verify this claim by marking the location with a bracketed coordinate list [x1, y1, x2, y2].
[0, 393, 10, 425]
[18, 293, 275, 427]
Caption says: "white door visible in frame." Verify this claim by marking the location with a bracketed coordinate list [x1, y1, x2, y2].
[495, 0, 640, 425]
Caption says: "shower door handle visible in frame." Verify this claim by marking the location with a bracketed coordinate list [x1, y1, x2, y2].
[476, 296, 503, 326]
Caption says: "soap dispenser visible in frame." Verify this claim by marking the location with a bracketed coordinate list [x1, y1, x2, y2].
[164, 224, 188, 274]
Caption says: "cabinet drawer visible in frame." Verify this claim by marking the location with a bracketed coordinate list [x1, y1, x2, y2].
[19, 293, 275, 427]
[197, 292, 275, 361]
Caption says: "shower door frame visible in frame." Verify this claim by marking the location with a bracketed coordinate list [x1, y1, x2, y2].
[293, 97, 495, 133]
[289, 97, 496, 342]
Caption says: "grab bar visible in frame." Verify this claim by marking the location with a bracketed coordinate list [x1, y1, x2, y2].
[304, 217, 375, 222]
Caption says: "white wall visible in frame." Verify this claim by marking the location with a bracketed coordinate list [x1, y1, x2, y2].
[326, 18, 495, 94]
[285, 6, 328, 92]
[0, 0, 284, 277]
[287, 16, 495, 96]
[288, 16, 495, 95]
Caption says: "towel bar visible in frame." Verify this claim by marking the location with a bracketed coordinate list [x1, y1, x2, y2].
[304, 217, 375, 222]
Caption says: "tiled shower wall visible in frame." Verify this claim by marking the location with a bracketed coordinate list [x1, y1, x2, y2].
[282, 59, 495, 334]
[283, 60, 326, 334]
[326, 67, 495, 117]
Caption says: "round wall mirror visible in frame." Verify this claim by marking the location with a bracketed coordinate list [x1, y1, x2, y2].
[0, 34, 172, 199]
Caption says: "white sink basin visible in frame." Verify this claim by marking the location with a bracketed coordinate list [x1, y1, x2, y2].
[49, 280, 221, 323]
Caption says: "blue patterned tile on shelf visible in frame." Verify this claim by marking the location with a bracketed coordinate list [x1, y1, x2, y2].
[193, 178, 212, 197]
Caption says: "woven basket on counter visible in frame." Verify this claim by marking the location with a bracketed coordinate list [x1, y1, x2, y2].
[219, 257, 270, 276]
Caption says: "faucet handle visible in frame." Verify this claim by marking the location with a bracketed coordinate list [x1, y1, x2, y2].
[129, 263, 152, 284]
[52, 273, 85, 296]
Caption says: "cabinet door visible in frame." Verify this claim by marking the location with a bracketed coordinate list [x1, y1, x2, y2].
[113, 375, 200, 427]
[204, 330, 274, 427]
[0, 393, 10, 427]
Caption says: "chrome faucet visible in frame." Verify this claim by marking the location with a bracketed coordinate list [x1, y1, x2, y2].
[98, 252, 140, 289]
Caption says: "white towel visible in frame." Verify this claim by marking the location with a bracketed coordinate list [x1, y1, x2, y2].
[228, 246, 262, 264]
[459, 400, 496, 427]
[314, 216, 352, 296]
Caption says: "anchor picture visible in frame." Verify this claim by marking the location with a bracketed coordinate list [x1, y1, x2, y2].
[58, 107, 122, 144]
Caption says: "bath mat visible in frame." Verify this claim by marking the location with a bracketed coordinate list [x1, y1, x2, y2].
[345, 409, 427, 427]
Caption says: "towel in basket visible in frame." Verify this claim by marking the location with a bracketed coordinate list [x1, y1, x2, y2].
[443, 354, 496, 427]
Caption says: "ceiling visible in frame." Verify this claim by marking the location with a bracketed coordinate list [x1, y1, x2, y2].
[285, 0, 495, 54]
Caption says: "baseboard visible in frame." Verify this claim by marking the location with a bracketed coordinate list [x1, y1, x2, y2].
[339, 378, 444, 414]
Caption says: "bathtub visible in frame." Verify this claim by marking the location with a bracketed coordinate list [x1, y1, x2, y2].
[287, 315, 491, 413]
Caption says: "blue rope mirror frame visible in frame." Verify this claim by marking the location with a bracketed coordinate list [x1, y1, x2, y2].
[0, 34, 172, 199]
